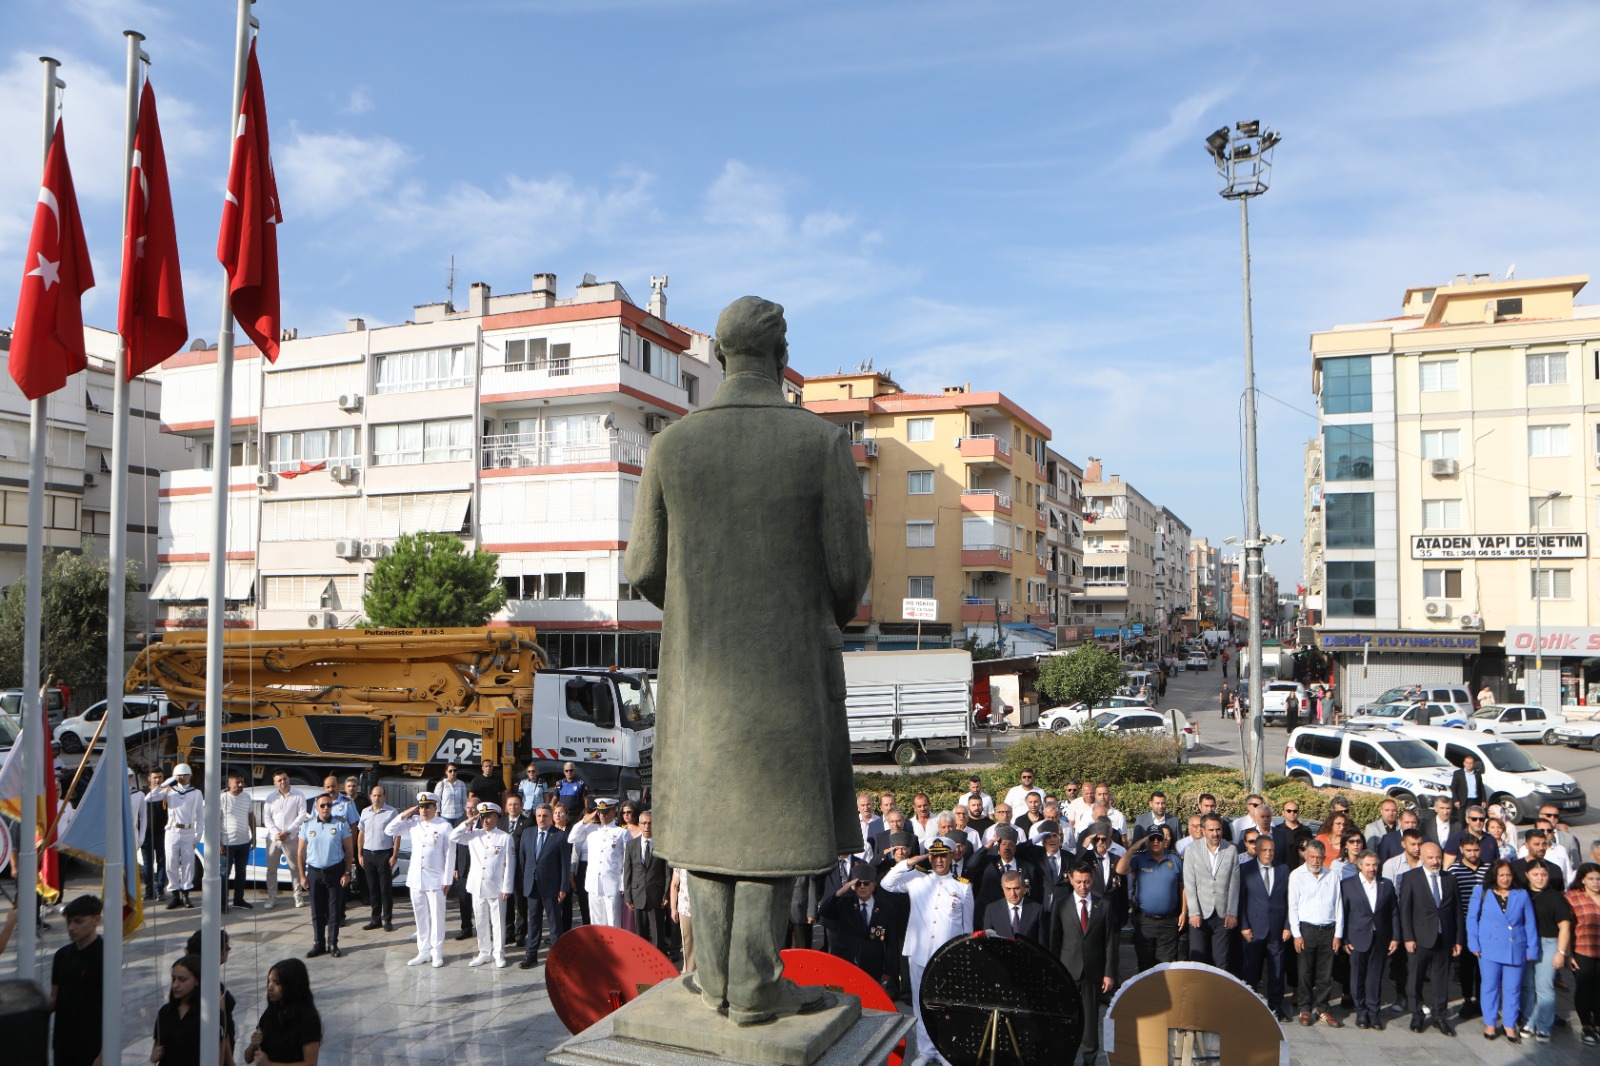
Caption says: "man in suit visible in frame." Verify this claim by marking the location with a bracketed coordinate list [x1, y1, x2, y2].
[818, 863, 900, 992]
[982, 870, 1046, 946]
[1421, 796, 1460, 850]
[1339, 851, 1399, 1029]
[1450, 754, 1488, 812]
[1049, 865, 1113, 1066]
[1130, 791, 1181, 845]
[501, 794, 531, 947]
[516, 803, 570, 969]
[875, 831, 917, 883]
[853, 793, 883, 862]
[1183, 814, 1240, 971]
[623, 811, 672, 952]
[1081, 827, 1128, 982]
[1397, 842, 1460, 1036]
[1238, 835, 1291, 1019]
[972, 826, 1043, 914]
[1022, 821, 1071, 909]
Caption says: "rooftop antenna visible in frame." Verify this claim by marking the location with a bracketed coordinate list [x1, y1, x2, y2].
[447, 255, 456, 310]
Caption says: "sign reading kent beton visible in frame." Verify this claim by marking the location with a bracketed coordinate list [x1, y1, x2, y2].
[1410, 533, 1587, 560]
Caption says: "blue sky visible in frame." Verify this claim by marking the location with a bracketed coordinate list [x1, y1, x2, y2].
[4, 0, 1600, 583]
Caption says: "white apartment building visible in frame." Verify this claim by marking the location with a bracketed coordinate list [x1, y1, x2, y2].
[1042, 448, 1086, 638]
[0, 327, 185, 654]
[1079, 460, 1160, 637]
[1157, 507, 1192, 642]
[150, 273, 719, 668]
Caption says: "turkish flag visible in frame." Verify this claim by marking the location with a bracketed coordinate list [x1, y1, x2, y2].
[216, 38, 282, 360]
[119, 79, 187, 379]
[9, 121, 94, 400]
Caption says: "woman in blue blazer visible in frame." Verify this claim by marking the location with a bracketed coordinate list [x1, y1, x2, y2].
[1467, 858, 1540, 1042]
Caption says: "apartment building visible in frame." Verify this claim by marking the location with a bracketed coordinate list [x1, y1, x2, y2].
[1079, 460, 1160, 634]
[800, 372, 1053, 652]
[1227, 554, 1280, 628]
[1308, 272, 1600, 707]
[1157, 507, 1193, 641]
[150, 272, 718, 668]
[1190, 536, 1220, 627]
[1042, 448, 1086, 638]
[0, 328, 184, 644]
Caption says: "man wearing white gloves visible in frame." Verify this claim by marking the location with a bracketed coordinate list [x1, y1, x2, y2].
[450, 801, 516, 967]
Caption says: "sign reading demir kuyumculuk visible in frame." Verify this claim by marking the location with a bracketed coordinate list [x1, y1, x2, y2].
[1410, 533, 1588, 560]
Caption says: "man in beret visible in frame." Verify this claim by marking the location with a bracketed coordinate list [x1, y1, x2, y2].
[819, 862, 903, 993]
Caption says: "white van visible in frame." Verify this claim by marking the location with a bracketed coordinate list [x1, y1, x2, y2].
[1392, 725, 1587, 825]
[1284, 725, 1455, 811]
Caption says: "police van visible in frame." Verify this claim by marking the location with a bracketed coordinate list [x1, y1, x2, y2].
[1284, 725, 1455, 811]
[1391, 725, 1586, 825]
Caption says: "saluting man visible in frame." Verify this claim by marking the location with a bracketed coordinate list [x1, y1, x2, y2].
[148, 763, 204, 910]
[387, 791, 456, 968]
[570, 797, 629, 927]
[881, 838, 974, 1066]
[450, 801, 516, 967]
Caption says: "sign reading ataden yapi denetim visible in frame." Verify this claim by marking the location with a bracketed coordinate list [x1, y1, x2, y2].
[1410, 533, 1587, 560]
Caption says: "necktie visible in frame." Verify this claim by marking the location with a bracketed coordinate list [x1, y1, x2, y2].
[1051, 857, 1059, 882]
[1079, 898, 1089, 934]
[859, 899, 868, 924]
[642, 839, 650, 863]
[1012, 906, 1021, 934]
[840, 858, 849, 881]
[1263, 866, 1272, 894]
[535, 830, 545, 861]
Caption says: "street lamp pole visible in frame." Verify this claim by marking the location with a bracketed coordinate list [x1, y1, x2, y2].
[1207, 120, 1281, 794]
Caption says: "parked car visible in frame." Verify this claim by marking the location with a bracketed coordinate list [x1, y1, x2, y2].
[1186, 652, 1209, 671]
[1040, 697, 1149, 733]
[1355, 685, 1473, 719]
[1554, 719, 1600, 753]
[1284, 725, 1454, 811]
[1346, 701, 1467, 730]
[1260, 681, 1309, 724]
[193, 784, 415, 888]
[1076, 708, 1198, 750]
[1466, 704, 1565, 745]
[0, 712, 20, 758]
[54, 694, 193, 754]
[0, 687, 69, 730]
[1394, 724, 1586, 824]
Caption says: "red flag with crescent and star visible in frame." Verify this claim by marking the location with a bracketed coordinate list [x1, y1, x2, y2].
[216, 37, 282, 360]
[9, 120, 95, 400]
[119, 79, 188, 379]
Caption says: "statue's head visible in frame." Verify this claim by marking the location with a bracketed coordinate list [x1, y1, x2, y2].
[714, 296, 788, 377]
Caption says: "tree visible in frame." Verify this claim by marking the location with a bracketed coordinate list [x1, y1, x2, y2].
[0, 552, 139, 692]
[1036, 644, 1125, 707]
[958, 633, 1006, 661]
[362, 532, 506, 627]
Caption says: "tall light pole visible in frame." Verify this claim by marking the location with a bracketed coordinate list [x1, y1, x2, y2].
[1533, 489, 1560, 704]
[1207, 120, 1282, 794]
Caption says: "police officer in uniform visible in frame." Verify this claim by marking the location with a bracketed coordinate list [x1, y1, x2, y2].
[450, 801, 516, 967]
[881, 838, 974, 1066]
[386, 791, 456, 967]
[148, 763, 204, 909]
[298, 791, 354, 958]
[570, 797, 629, 927]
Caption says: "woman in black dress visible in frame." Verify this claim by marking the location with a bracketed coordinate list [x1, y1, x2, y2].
[243, 958, 322, 1066]
[151, 955, 231, 1066]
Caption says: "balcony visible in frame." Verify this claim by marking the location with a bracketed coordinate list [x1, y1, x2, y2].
[958, 435, 1012, 467]
[1035, 505, 1047, 527]
[854, 600, 873, 622]
[862, 494, 873, 516]
[961, 598, 1013, 622]
[1035, 461, 1047, 482]
[481, 353, 688, 410]
[850, 439, 878, 464]
[960, 489, 1012, 515]
[961, 545, 1013, 569]
[482, 430, 650, 471]
[1035, 555, 1047, 576]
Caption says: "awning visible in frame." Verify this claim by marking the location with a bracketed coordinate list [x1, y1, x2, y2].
[148, 563, 254, 602]
[1002, 623, 1056, 643]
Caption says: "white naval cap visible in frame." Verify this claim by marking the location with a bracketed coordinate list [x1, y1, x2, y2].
[173, 763, 193, 777]
[416, 791, 439, 804]
[478, 802, 502, 815]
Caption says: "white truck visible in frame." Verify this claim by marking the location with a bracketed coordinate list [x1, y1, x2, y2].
[845, 649, 972, 766]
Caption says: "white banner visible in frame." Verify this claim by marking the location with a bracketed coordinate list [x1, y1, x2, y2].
[1410, 533, 1587, 560]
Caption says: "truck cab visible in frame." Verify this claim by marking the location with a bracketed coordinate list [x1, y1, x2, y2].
[528, 668, 655, 801]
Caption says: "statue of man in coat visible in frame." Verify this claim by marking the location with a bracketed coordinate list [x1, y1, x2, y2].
[625, 295, 872, 1026]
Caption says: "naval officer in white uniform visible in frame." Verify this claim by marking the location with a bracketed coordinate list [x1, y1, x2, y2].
[881, 837, 974, 1066]
[148, 763, 204, 909]
[387, 791, 457, 967]
[569, 797, 629, 927]
[450, 801, 516, 967]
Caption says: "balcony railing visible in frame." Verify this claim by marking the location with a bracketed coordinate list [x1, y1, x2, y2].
[851, 438, 878, 461]
[482, 430, 650, 470]
[960, 434, 1011, 456]
[961, 488, 1012, 508]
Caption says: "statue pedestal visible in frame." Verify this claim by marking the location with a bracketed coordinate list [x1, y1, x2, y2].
[547, 976, 911, 1066]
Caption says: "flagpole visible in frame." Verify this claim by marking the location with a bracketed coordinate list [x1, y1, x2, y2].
[17, 54, 65, 988]
[100, 29, 147, 1066]
[201, 5, 256, 1064]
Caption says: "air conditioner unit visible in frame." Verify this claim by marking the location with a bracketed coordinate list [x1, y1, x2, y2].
[644, 414, 668, 433]
[255, 471, 277, 491]
[1459, 614, 1480, 629]
[1430, 458, 1460, 477]
[329, 464, 359, 485]
[1423, 599, 1451, 619]
[337, 393, 363, 412]
[306, 612, 337, 629]
[334, 538, 363, 560]
[361, 540, 390, 560]
[83, 472, 97, 487]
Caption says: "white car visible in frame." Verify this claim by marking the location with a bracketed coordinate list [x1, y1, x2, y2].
[193, 785, 415, 887]
[1467, 704, 1565, 745]
[1076, 708, 1198, 750]
[1555, 720, 1600, 753]
[1346, 701, 1467, 730]
[1260, 681, 1309, 723]
[55, 694, 192, 754]
[1186, 652, 1208, 671]
[1040, 696, 1149, 733]
[1395, 725, 1587, 824]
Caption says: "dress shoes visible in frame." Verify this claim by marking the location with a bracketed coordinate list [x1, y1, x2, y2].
[1318, 1013, 1342, 1029]
[329, 946, 342, 958]
[233, 900, 253, 910]
[518, 959, 537, 970]
[454, 930, 475, 940]
[1409, 1015, 1426, 1033]
[362, 922, 383, 931]
[431, 952, 444, 968]
[1356, 1016, 1371, 1030]
[384, 922, 396, 932]
[1457, 1000, 1480, 1020]
[1436, 1019, 1455, 1037]
[305, 946, 327, 959]
[407, 953, 429, 966]
[1297, 1012, 1313, 1026]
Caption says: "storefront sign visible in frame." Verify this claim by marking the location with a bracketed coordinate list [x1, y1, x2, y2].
[1317, 630, 1480, 654]
[1505, 625, 1600, 657]
[1411, 533, 1588, 560]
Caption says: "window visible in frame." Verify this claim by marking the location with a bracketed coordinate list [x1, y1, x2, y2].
[263, 575, 363, 611]
[261, 497, 360, 542]
[1421, 499, 1462, 531]
[1084, 566, 1126, 585]
[1497, 297, 1523, 317]
[267, 427, 358, 472]
[1419, 429, 1459, 459]
[372, 417, 472, 465]
[905, 521, 935, 548]
[374, 346, 472, 392]
[1348, 740, 1384, 770]
[1527, 352, 1568, 386]
[1423, 569, 1462, 598]
[1530, 494, 1571, 527]
[908, 576, 934, 599]
[1531, 569, 1573, 599]
[682, 372, 699, 405]
[907, 470, 934, 495]
[1529, 424, 1571, 457]
[1321, 356, 1373, 414]
[505, 338, 546, 372]
[1326, 561, 1376, 618]
[906, 417, 934, 442]
[1325, 493, 1375, 547]
[1419, 360, 1459, 392]
[1323, 425, 1375, 480]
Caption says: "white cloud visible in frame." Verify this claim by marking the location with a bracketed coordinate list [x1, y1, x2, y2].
[342, 87, 373, 116]
[277, 130, 410, 219]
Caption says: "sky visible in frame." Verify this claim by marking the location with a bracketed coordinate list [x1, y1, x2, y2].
[4, 0, 1600, 584]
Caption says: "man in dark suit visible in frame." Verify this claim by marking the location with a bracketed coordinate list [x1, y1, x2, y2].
[1339, 852, 1399, 1029]
[1020, 821, 1072, 909]
[1449, 754, 1488, 812]
[1049, 865, 1113, 1066]
[501, 795, 532, 947]
[623, 811, 672, 951]
[1420, 796, 1460, 850]
[972, 826, 1044, 914]
[817, 863, 900, 991]
[1082, 829, 1128, 982]
[871, 811, 920, 862]
[982, 870, 1046, 946]
[1238, 835, 1291, 1019]
[1396, 842, 1460, 1036]
[516, 803, 570, 969]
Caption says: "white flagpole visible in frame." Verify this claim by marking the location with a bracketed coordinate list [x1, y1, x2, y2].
[201, 5, 256, 1064]
[102, 29, 147, 1066]
[17, 54, 65, 987]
